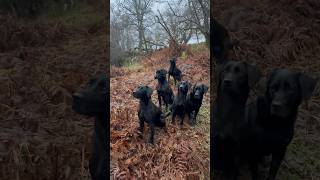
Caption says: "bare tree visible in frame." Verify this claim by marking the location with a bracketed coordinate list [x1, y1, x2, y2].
[155, 1, 194, 45]
[117, 0, 154, 53]
[187, 0, 209, 45]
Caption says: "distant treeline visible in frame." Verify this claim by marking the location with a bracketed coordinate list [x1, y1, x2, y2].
[0, 0, 103, 17]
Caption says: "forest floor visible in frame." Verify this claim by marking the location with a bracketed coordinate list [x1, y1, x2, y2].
[0, 6, 107, 180]
[110, 45, 210, 179]
[212, 0, 320, 179]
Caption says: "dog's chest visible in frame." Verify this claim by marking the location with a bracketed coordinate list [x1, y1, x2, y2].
[139, 104, 158, 122]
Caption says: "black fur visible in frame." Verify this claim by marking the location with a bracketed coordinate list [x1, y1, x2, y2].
[211, 17, 233, 63]
[211, 60, 261, 179]
[171, 81, 191, 126]
[185, 83, 208, 125]
[246, 69, 317, 180]
[72, 74, 108, 180]
[168, 57, 182, 85]
[155, 69, 174, 110]
[133, 85, 167, 144]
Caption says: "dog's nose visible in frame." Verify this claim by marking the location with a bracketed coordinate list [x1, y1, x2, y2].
[72, 92, 83, 101]
[223, 79, 232, 85]
[272, 100, 282, 108]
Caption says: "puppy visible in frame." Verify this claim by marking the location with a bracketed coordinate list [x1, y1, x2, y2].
[211, 17, 233, 63]
[185, 83, 209, 125]
[155, 69, 174, 110]
[171, 81, 191, 126]
[72, 74, 108, 180]
[246, 69, 317, 180]
[211, 60, 261, 178]
[168, 57, 182, 85]
[133, 85, 167, 144]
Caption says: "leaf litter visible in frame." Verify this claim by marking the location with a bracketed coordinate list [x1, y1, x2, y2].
[110, 45, 210, 179]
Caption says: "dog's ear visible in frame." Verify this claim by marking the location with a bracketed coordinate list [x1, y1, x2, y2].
[298, 73, 317, 101]
[246, 63, 261, 88]
[145, 86, 153, 98]
[163, 69, 167, 74]
[202, 84, 209, 93]
[265, 68, 279, 95]
[266, 69, 278, 86]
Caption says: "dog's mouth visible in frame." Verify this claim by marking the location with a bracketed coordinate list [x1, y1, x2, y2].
[132, 91, 138, 98]
[194, 93, 201, 99]
[270, 102, 290, 118]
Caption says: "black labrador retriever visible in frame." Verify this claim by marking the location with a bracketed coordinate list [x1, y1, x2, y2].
[72, 74, 108, 180]
[171, 81, 191, 126]
[168, 57, 182, 85]
[211, 17, 234, 86]
[185, 83, 209, 125]
[155, 69, 174, 110]
[133, 85, 168, 144]
[246, 69, 317, 180]
[211, 17, 233, 63]
[211, 60, 261, 179]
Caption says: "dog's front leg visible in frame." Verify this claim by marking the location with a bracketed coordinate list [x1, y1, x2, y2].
[268, 149, 286, 180]
[139, 117, 144, 137]
[148, 122, 155, 144]
[180, 113, 185, 126]
[171, 110, 176, 124]
[158, 93, 162, 107]
[249, 158, 258, 180]
[193, 108, 200, 123]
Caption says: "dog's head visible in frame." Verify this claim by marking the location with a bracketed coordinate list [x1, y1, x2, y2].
[177, 81, 191, 94]
[266, 69, 317, 118]
[133, 85, 153, 100]
[155, 69, 167, 80]
[72, 74, 108, 117]
[169, 57, 177, 65]
[219, 60, 261, 95]
[192, 84, 209, 99]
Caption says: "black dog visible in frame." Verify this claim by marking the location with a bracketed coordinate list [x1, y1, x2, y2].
[211, 60, 261, 178]
[246, 69, 317, 180]
[211, 17, 233, 63]
[171, 81, 191, 126]
[72, 74, 108, 180]
[168, 57, 182, 85]
[155, 69, 174, 109]
[185, 83, 208, 125]
[133, 85, 168, 144]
